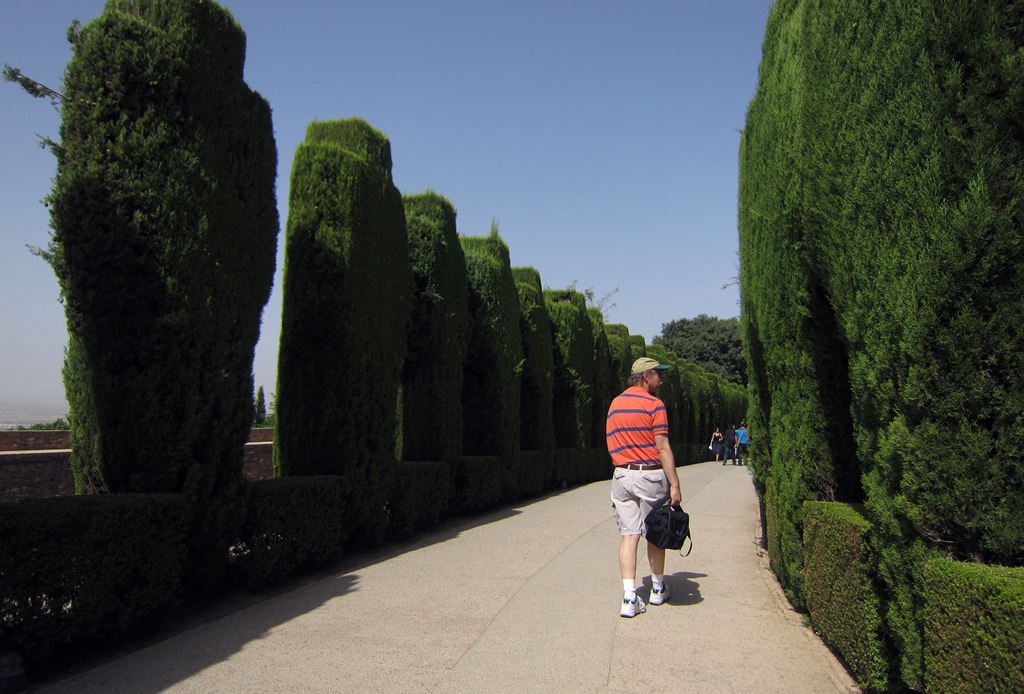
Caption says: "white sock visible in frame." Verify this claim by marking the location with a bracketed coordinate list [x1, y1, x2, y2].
[623, 579, 636, 599]
[652, 574, 664, 591]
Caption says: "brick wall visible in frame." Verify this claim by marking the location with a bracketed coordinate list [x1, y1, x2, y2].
[0, 452, 78, 501]
[0, 431, 274, 503]
[0, 430, 71, 451]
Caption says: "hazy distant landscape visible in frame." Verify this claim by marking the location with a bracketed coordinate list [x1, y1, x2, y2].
[0, 402, 69, 429]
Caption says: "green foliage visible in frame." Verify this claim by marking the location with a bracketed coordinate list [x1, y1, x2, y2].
[741, 0, 1024, 686]
[518, 448, 554, 498]
[230, 476, 354, 588]
[275, 118, 413, 543]
[923, 557, 1024, 694]
[16, 418, 69, 431]
[552, 448, 583, 487]
[544, 290, 594, 451]
[401, 192, 471, 464]
[588, 308, 615, 448]
[450, 456, 504, 514]
[254, 386, 267, 426]
[50, 0, 277, 591]
[513, 267, 556, 463]
[604, 323, 633, 391]
[388, 461, 451, 540]
[803, 502, 890, 692]
[0, 494, 189, 660]
[53, 0, 276, 490]
[460, 227, 524, 501]
[655, 314, 747, 385]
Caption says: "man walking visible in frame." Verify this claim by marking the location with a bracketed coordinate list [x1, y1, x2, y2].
[723, 423, 737, 465]
[606, 357, 682, 617]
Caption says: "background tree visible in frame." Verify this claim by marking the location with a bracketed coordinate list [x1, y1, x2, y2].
[655, 314, 746, 385]
[253, 386, 267, 426]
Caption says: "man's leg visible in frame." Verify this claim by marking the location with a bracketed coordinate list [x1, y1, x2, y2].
[619, 534, 646, 617]
[647, 540, 666, 576]
[648, 541, 670, 605]
[619, 533, 642, 579]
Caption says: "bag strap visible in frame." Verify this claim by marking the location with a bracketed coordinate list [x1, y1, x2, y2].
[670, 504, 692, 557]
[678, 533, 693, 557]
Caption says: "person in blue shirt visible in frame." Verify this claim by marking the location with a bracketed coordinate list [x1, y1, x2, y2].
[736, 422, 749, 465]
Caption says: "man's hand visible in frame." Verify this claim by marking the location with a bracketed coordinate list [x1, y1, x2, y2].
[669, 483, 681, 506]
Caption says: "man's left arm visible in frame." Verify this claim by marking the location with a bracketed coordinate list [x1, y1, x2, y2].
[655, 434, 681, 505]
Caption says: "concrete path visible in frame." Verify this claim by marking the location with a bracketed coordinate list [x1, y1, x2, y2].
[38, 462, 858, 693]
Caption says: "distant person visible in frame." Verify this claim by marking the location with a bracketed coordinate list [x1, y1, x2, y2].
[724, 424, 736, 465]
[709, 427, 724, 461]
[736, 421, 748, 465]
[606, 357, 682, 618]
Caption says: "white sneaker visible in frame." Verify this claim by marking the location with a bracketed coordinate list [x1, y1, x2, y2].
[650, 584, 670, 605]
[620, 594, 646, 618]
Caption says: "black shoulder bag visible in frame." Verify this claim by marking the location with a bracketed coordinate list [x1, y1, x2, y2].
[644, 503, 693, 556]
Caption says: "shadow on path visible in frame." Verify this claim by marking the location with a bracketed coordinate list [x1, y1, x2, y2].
[29, 487, 588, 689]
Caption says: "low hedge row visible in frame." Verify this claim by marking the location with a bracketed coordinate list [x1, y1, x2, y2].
[923, 557, 1024, 694]
[803, 502, 889, 691]
[0, 494, 189, 659]
[0, 446, 679, 665]
[389, 461, 451, 541]
[803, 502, 1024, 692]
[229, 476, 355, 589]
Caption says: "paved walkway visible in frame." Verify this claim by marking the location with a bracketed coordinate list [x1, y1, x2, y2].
[38, 462, 858, 693]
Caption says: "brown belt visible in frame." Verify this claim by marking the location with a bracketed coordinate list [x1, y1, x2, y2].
[620, 463, 662, 471]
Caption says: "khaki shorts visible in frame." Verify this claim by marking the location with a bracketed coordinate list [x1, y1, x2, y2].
[611, 467, 670, 536]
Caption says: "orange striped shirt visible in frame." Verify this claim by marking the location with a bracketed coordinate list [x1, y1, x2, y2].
[606, 386, 669, 466]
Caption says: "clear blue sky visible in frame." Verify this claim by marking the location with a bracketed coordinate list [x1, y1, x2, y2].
[1, 0, 771, 414]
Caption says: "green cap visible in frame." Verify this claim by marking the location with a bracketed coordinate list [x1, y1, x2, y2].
[631, 357, 671, 375]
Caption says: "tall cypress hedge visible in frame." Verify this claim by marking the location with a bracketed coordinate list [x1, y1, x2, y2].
[739, 0, 864, 609]
[401, 192, 471, 463]
[512, 267, 556, 454]
[460, 227, 524, 501]
[545, 290, 595, 451]
[276, 118, 413, 541]
[604, 323, 634, 390]
[741, 1, 1024, 686]
[50, 0, 277, 588]
[588, 308, 615, 448]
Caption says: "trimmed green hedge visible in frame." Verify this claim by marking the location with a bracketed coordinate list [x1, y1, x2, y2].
[402, 192, 471, 464]
[388, 461, 451, 540]
[51, 0, 277, 593]
[0, 495, 189, 660]
[604, 323, 634, 389]
[53, 0, 277, 499]
[460, 229, 523, 502]
[588, 308, 615, 448]
[513, 267, 556, 463]
[545, 290, 595, 451]
[741, 2, 1024, 686]
[553, 447, 583, 487]
[450, 456, 504, 514]
[803, 502, 889, 692]
[519, 448, 554, 499]
[230, 476, 354, 589]
[923, 558, 1024, 694]
[276, 118, 413, 544]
